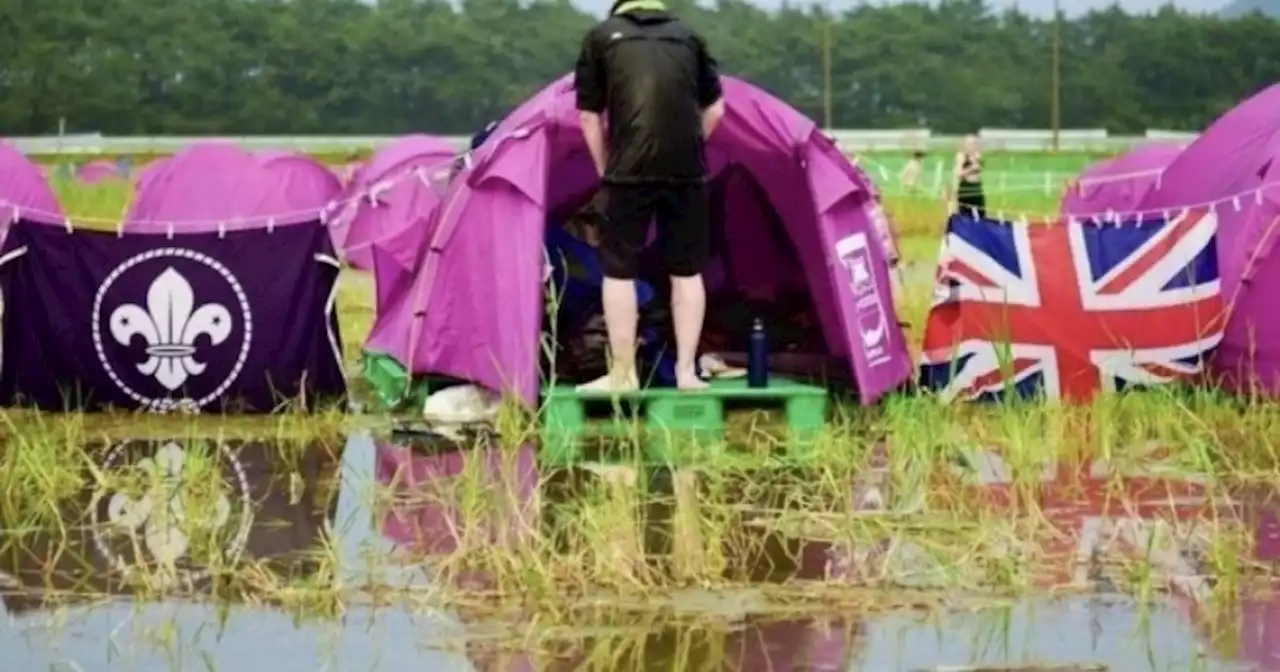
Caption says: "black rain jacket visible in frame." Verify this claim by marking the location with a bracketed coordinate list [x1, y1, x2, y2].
[574, 9, 723, 184]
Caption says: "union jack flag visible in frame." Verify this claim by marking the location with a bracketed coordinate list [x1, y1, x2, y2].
[919, 210, 1225, 402]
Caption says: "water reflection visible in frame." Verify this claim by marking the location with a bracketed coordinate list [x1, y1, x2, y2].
[0, 434, 479, 671]
[376, 434, 537, 590]
[0, 433, 1277, 671]
[456, 615, 857, 671]
[0, 437, 340, 609]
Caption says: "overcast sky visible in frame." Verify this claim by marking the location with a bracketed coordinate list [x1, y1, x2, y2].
[577, 0, 1223, 16]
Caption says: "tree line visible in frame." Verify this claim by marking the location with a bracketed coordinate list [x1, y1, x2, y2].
[3, 0, 1278, 137]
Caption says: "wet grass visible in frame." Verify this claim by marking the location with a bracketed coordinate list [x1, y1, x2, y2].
[3, 177, 1277, 669]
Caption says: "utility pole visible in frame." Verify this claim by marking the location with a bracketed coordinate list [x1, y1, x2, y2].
[1050, 0, 1062, 151]
[822, 19, 833, 130]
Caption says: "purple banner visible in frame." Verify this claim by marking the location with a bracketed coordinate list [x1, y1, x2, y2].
[0, 220, 345, 412]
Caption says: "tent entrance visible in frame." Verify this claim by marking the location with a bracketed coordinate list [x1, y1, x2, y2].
[542, 164, 847, 389]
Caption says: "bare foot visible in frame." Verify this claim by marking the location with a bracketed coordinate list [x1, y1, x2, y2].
[675, 368, 709, 391]
[575, 369, 639, 394]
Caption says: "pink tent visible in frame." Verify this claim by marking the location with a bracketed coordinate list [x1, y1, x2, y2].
[1059, 142, 1183, 217]
[1130, 84, 1280, 394]
[255, 150, 342, 212]
[0, 142, 63, 246]
[75, 159, 121, 184]
[331, 135, 455, 270]
[126, 143, 314, 233]
[364, 75, 911, 406]
[133, 157, 169, 192]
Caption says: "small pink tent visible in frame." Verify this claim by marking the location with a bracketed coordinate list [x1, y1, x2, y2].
[125, 143, 310, 233]
[1059, 142, 1183, 217]
[364, 75, 911, 406]
[75, 159, 121, 184]
[0, 142, 63, 246]
[133, 157, 169, 192]
[255, 150, 342, 212]
[331, 135, 456, 270]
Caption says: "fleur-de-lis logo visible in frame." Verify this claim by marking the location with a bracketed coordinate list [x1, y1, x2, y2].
[109, 267, 233, 390]
[106, 442, 231, 565]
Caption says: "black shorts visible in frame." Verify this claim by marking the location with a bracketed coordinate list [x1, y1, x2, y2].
[598, 183, 709, 279]
[956, 181, 986, 219]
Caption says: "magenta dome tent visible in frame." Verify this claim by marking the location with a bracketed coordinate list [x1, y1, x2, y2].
[363, 74, 911, 406]
[255, 150, 342, 212]
[133, 157, 169, 193]
[1059, 142, 1183, 217]
[126, 143, 307, 233]
[332, 135, 456, 270]
[75, 159, 121, 184]
[0, 142, 63, 247]
[0, 141, 345, 412]
[1132, 83, 1280, 394]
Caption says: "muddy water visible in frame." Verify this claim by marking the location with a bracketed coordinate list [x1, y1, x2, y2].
[0, 433, 1274, 671]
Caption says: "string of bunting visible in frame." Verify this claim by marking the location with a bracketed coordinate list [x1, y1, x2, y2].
[979, 181, 1280, 225]
[0, 153, 464, 250]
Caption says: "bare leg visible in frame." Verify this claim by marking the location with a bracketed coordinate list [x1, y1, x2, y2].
[671, 274, 708, 390]
[576, 277, 639, 392]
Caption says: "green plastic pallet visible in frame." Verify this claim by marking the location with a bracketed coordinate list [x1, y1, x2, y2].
[539, 377, 827, 466]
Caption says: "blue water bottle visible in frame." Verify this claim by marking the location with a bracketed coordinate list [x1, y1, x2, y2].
[747, 318, 769, 388]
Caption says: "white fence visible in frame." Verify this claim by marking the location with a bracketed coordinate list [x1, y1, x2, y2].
[6, 128, 1198, 156]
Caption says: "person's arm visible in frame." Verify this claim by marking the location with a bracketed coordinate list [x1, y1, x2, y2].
[693, 34, 724, 140]
[574, 29, 608, 177]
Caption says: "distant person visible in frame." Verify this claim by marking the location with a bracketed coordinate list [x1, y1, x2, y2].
[899, 150, 925, 192]
[573, 0, 726, 392]
[470, 121, 498, 150]
[952, 135, 985, 218]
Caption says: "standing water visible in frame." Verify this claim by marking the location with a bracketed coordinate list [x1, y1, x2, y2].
[0, 432, 1272, 670]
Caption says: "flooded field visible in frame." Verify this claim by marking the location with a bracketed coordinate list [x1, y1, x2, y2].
[3, 425, 1278, 671]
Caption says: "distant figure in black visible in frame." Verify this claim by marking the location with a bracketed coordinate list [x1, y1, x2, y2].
[952, 135, 985, 219]
[573, 0, 726, 393]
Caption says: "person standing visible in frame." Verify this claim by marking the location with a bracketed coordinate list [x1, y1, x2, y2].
[899, 150, 925, 192]
[573, 0, 726, 392]
[951, 135, 986, 218]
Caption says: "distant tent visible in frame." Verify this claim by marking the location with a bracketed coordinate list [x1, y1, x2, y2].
[362, 75, 910, 406]
[133, 157, 169, 193]
[1059, 142, 1183, 217]
[255, 150, 342, 212]
[331, 135, 456, 270]
[1133, 83, 1280, 394]
[126, 143, 310, 233]
[0, 142, 62, 247]
[76, 159, 121, 184]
